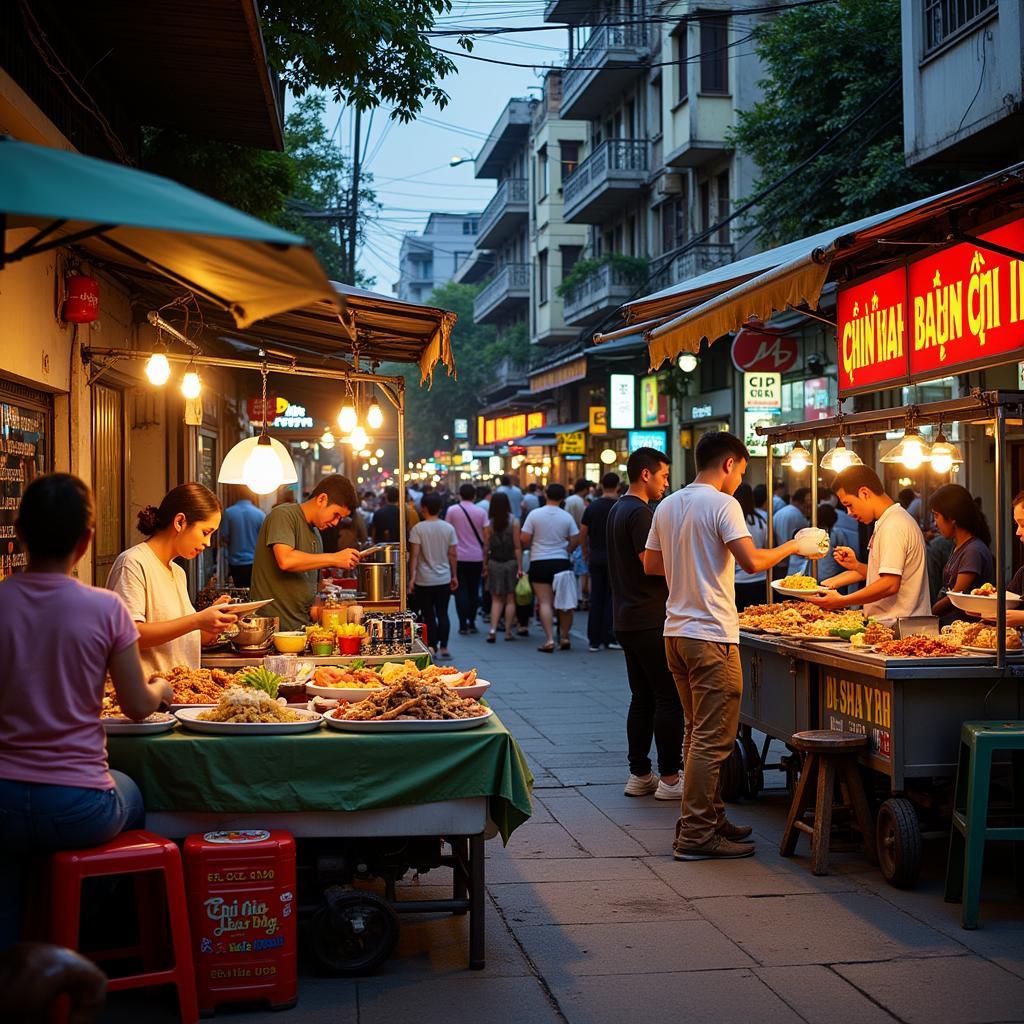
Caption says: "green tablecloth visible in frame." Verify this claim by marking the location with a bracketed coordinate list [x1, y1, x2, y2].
[107, 709, 533, 843]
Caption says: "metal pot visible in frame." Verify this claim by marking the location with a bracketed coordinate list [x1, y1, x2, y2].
[364, 542, 401, 565]
[358, 561, 396, 601]
[233, 616, 279, 648]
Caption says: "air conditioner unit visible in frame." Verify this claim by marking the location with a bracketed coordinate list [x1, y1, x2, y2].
[657, 173, 683, 197]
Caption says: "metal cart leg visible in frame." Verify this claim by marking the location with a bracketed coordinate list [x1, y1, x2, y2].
[451, 836, 469, 914]
[469, 832, 485, 970]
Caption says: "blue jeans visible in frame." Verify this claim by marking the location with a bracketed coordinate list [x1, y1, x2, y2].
[0, 771, 144, 948]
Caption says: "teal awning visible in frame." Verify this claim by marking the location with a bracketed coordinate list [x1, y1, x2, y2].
[0, 135, 337, 328]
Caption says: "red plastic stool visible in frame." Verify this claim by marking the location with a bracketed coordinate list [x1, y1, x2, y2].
[48, 829, 198, 1024]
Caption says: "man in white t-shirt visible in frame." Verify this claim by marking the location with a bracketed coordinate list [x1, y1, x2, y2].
[806, 465, 929, 621]
[644, 431, 823, 861]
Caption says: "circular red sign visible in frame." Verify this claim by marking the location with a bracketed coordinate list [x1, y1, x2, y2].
[731, 327, 798, 373]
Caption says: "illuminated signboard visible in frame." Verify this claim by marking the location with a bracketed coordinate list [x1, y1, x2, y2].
[609, 374, 635, 430]
[477, 411, 546, 445]
[837, 215, 1024, 395]
[627, 430, 667, 452]
[742, 372, 781, 411]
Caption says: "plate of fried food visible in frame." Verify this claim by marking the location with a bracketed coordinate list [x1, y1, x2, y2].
[947, 584, 1022, 617]
[150, 665, 236, 711]
[175, 686, 322, 734]
[101, 709, 177, 735]
[305, 663, 386, 701]
[941, 620, 1024, 653]
[872, 635, 963, 659]
[849, 621, 895, 648]
[771, 575, 829, 599]
[325, 675, 493, 732]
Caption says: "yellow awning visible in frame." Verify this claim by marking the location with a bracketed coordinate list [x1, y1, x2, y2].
[646, 251, 833, 369]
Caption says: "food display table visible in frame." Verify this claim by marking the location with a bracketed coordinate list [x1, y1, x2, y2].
[107, 710, 532, 969]
[201, 640, 432, 670]
[737, 631, 1024, 885]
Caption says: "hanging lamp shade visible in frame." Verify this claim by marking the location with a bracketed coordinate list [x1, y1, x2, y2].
[819, 437, 863, 473]
[219, 435, 297, 486]
[880, 429, 932, 469]
[929, 433, 964, 474]
[781, 441, 811, 472]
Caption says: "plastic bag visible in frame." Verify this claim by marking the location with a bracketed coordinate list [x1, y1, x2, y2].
[514, 572, 533, 606]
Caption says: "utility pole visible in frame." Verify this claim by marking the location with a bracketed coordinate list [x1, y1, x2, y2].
[348, 101, 362, 285]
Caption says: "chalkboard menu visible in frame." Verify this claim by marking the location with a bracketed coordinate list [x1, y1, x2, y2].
[0, 382, 51, 580]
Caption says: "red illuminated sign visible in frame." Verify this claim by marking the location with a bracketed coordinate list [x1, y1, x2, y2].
[731, 327, 798, 373]
[837, 215, 1024, 396]
[837, 265, 908, 395]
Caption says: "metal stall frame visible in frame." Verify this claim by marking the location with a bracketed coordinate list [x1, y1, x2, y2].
[83, 346, 412, 608]
[758, 388, 1024, 670]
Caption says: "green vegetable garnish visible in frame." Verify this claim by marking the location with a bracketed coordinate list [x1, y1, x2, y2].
[238, 665, 283, 699]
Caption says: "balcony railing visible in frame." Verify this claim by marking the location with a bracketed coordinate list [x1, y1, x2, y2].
[649, 243, 736, 291]
[562, 262, 639, 325]
[562, 139, 648, 221]
[474, 262, 531, 322]
[561, 19, 649, 117]
[477, 178, 529, 249]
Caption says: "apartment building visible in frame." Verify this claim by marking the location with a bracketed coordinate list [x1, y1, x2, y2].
[395, 211, 481, 304]
[901, 0, 1023, 169]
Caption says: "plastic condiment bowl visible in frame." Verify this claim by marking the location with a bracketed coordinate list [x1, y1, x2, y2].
[273, 631, 308, 654]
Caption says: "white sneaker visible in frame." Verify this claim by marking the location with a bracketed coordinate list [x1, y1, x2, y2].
[624, 773, 659, 797]
[654, 777, 683, 800]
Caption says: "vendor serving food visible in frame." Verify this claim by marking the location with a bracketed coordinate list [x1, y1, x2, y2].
[981, 489, 1024, 627]
[107, 484, 239, 676]
[250, 475, 361, 631]
[804, 466, 929, 619]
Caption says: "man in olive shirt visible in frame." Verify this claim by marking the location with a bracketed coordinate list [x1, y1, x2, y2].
[250, 475, 361, 630]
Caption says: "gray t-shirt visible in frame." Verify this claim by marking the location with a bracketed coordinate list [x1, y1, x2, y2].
[250, 503, 323, 630]
[409, 518, 458, 586]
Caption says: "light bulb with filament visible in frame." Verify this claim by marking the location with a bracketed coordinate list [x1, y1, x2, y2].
[242, 436, 283, 495]
[789, 448, 809, 472]
[931, 450, 953, 474]
[338, 404, 357, 433]
[145, 353, 171, 386]
[367, 399, 384, 430]
[181, 371, 202, 399]
[900, 434, 926, 470]
[349, 425, 369, 449]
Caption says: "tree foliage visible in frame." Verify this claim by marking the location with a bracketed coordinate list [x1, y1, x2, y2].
[259, 0, 468, 120]
[382, 282, 530, 459]
[276, 94, 380, 286]
[730, 0, 951, 246]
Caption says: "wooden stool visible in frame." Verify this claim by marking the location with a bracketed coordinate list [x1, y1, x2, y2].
[780, 730, 877, 876]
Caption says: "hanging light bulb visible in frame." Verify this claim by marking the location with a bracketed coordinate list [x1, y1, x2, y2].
[349, 424, 369, 449]
[181, 370, 202, 400]
[241, 436, 284, 495]
[819, 437, 863, 473]
[677, 352, 698, 373]
[881, 428, 931, 470]
[338, 403, 357, 434]
[929, 431, 963, 474]
[145, 352, 171, 386]
[320, 429, 335, 449]
[781, 441, 810, 472]
[367, 397, 384, 430]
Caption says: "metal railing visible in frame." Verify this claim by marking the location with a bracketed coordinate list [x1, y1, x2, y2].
[562, 262, 638, 319]
[563, 20, 649, 98]
[475, 262, 531, 316]
[563, 139, 649, 210]
[478, 178, 529, 241]
[648, 242, 735, 291]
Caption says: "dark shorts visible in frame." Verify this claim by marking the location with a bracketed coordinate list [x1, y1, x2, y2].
[529, 558, 571, 586]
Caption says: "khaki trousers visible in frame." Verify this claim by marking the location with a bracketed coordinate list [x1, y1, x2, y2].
[664, 637, 742, 849]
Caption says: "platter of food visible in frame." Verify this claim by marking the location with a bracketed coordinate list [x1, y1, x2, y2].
[946, 584, 1022, 617]
[941, 620, 1023, 653]
[152, 665, 236, 705]
[771, 575, 828, 599]
[305, 664, 385, 700]
[175, 686, 322, 734]
[325, 670, 493, 732]
[102, 712, 176, 735]
[221, 598, 275, 615]
[738, 602, 866, 640]
[872, 636, 963, 659]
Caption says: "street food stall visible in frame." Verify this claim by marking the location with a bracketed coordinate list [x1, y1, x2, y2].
[607, 160, 1024, 887]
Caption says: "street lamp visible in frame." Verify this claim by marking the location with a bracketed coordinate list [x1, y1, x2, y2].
[449, 150, 476, 168]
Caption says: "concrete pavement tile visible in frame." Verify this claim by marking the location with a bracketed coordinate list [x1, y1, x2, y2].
[357, 975, 560, 1024]
[549, 766, 632, 787]
[754, 965, 899, 1023]
[513, 919, 754, 977]
[531, 775, 565, 789]
[834, 955, 1024, 1024]
[503, 822, 591, 859]
[490, 877, 699, 926]
[533, 791, 648, 857]
[645, 852, 862, 899]
[595, 802, 683, 828]
[528, 752, 626, 768]
[548, 970, 803, 1024]
[620, 827, 675, 857]
[697, 892, 963, 966]
[486, 855, 655, 885]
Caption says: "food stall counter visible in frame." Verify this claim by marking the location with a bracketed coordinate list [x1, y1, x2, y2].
[201, 639, 432, 670]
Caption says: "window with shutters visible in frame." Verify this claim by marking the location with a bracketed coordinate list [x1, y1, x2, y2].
[699, 13, 729, 94]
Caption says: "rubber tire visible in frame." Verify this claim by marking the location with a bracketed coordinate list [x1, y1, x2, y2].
[721, 739, 745, 803]
[739, 732, 764, 799]
[306, 886, 399, 976]
[876, 797, 922, 889]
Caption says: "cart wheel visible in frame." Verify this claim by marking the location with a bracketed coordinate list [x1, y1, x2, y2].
[739, 732, 764, 799]
[876, 797, 922, 889]
[722, 739, 745, 803]
[306, 886, 399, 976]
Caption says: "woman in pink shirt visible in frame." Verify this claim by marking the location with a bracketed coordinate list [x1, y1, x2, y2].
[0, 474, 172, 948]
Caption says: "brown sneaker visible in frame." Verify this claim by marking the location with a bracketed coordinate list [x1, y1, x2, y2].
[673, 834, 755, 861]
[717, 820, 753, 841]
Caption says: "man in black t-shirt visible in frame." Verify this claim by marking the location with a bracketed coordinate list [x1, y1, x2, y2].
[581, 472, 621, 651]
[605, 447, 683, 800]
[372, 486, 402, 543]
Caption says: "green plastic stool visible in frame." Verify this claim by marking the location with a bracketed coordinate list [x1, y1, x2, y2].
[944, 721, 1024, 929]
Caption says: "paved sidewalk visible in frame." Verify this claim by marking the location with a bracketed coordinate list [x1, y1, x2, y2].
[108, 616, 1024, 1024]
